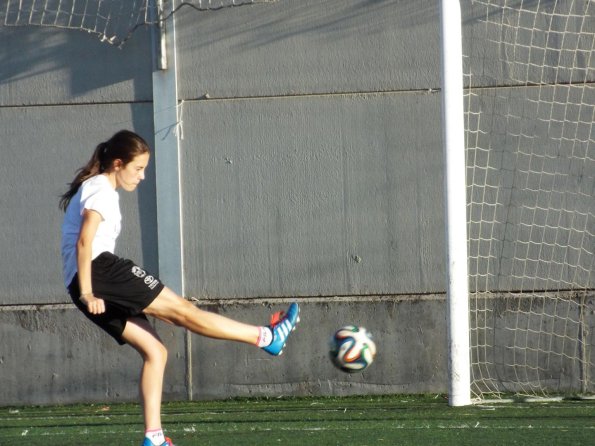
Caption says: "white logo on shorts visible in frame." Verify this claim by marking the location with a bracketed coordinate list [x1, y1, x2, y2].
[132, 266, 146, 278]
[144, 275, 160, 290]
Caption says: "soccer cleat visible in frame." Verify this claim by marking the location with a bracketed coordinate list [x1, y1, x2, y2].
[262, 302, 300, 356]
[142, 437, 175, 446]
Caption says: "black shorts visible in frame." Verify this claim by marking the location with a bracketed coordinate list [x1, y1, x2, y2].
[68, 252, 165, 345]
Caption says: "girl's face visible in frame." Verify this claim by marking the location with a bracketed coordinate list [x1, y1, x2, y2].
[114, 152, 150, 192]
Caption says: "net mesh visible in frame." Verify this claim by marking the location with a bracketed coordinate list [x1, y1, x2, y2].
[465, 0, 594, 400]
[1, 0, 275, 46]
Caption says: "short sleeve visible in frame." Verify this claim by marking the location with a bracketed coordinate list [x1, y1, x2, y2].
[80, 182, 116, 221]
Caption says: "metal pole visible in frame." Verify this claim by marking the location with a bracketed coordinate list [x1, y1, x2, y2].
[156, 0, 168, 70]
[440, 0, 472, 407]
[152, 0, 191, 399]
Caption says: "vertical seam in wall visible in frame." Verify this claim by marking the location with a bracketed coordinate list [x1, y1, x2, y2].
[186, 328, 193, 400]
[151, 0, 190, 400]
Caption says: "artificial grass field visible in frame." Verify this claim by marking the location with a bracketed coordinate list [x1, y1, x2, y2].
[1, 394, 594, 445]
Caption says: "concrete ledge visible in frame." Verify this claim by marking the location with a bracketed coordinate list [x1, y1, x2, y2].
[2, 293, 592, 406]
[190, 296, 448, 400]
[0, 296, 447, 406]
[0, 305, 186, 406]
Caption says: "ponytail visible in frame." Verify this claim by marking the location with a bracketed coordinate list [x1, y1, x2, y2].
[59, 130, 150, 212]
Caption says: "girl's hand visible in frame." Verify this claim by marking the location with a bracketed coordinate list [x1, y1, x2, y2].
[80, 294, 106, 315]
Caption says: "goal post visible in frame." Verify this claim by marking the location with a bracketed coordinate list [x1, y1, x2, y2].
[440, 0, 472, 407]
[443, 0, 594, 403]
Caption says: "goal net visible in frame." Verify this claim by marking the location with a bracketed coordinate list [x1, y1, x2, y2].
[464, 0, 594, 400]
[1, 0, 273, 46]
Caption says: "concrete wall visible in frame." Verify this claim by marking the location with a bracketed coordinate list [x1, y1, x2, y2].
[0, 25, 157, 305]
[0, 25, 164, 405]
[180, 92, 443, 298]
[0, 0, 592, 406]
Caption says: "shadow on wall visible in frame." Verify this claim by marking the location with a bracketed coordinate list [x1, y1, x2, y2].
[0, 25, 152, 99]
[0, 21, 159, 302]
[174, 0, 438, 51]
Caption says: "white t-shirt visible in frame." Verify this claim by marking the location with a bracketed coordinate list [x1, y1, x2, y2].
[61, 174, 122, 288]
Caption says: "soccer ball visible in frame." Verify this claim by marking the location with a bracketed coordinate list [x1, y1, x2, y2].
[329, 325, 377, 373]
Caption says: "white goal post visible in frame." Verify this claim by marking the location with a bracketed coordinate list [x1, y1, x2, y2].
[440, 0, 472, 407]
[442, 0, 594, 405]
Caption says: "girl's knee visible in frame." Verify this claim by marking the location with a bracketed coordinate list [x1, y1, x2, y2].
[146, 341, 168, 366]
[170, 298, 198, 325]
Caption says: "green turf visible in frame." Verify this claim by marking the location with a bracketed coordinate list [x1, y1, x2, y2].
[1, 395, 594, 445]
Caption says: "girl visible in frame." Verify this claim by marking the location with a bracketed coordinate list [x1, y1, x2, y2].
[60, 130, 299, 446]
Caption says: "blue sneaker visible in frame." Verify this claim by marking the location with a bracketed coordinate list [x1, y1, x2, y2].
[142, 437, 174, 446]
[262, 303, 300, 356]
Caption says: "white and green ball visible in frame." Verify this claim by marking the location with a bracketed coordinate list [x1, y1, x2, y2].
[329, 325, 377, 373]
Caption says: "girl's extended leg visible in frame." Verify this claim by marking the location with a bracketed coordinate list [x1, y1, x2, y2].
[121, 316, 168, 434]
[143, 287, 260, 344]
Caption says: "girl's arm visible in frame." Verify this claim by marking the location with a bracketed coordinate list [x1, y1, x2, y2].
[77, 209, 105, 315]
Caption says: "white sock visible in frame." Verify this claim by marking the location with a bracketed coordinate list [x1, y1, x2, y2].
[145, 428, 165, 445]
[256, 326, 273, 347]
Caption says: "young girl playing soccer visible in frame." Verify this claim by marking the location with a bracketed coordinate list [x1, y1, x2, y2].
[60, 130, 299, 446]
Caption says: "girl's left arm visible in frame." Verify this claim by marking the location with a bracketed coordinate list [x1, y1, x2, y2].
[77, 209, 105, 315]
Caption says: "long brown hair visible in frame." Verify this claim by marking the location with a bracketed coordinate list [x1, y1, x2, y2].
[59, 130, 150, 211]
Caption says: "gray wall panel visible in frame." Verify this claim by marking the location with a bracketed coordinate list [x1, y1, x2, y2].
[462, 1, 595, 87]
[470, 293, 595, 394]
[181, 92, 445, 298]
[0, 26, 153, 106]
[0, 307, 187, 406]
[466, 85, 595, 291]
[0, 104, 158, 304]
[176, 0, 439, 99]
[189, 297, 447, 400]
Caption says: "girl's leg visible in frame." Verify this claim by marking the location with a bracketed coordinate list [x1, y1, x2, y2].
[121, 316, 168, 433]
[143, 287, 260, 345]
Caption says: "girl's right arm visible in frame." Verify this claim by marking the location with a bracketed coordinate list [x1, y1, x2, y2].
[77, 209, 105, 315]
